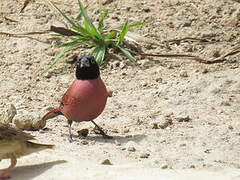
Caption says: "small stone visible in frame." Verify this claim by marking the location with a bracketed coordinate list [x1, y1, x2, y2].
[140, 153, 150, 158]
[202, 69, 209, 74]
[111, 129, 119, 133]
[123, 128, 130, 133]
[204, 149, 211, 154]
[143, 8, 150, 13]
[189, 165, 195, 168]
[152, 123, 159, 129]
[77, 129, 89, 137]
[111, 61, 120, 69]
[128, 147, 136, 152]
[115, 140, 121, 146]
[228, 125, 234, 130]
[161, 164, 168, 169]
[141, 82, 148, 87]
[101, 159, 112, 165]
[43, 72, 52, 79]
[81, 140, 89, 145]
[220, 101, 231, 106]
[176, 116, 191, 122]
[138, 59, 150, 66]
[159, 118, 173, 129]
[155, 77, 162, 83]
[0, 104, 17, 124]
[164, 112, 174, 117]
[179, 143, 186, 147]
[180, 71, 188, 77]
[212, 50, 221, 58]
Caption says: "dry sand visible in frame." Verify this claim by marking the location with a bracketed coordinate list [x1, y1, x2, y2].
[0, 0, 240, 179]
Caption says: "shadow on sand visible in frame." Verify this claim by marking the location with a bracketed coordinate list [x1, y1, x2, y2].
[11, 160, 67, 180]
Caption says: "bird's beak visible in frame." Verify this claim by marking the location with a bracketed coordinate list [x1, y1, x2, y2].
[80, 60, 90, 68]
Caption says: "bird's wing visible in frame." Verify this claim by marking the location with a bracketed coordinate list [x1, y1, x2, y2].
[0, 123, 35, 142]
[61, 93, 80, 105]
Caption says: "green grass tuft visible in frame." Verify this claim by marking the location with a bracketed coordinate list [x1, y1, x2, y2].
[45, 0, 146, 72]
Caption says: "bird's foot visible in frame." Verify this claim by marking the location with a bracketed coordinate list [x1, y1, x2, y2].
[93, 127, 113, 139]
[68, 134, 73, 143]
[0, 170, 11, 179]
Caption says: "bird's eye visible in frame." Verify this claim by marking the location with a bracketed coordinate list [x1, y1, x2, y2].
[90, 58, 95, 64]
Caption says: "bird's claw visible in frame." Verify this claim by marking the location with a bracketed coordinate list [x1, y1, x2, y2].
[93, 128, 113, 139]
[68, 135, 73, 143]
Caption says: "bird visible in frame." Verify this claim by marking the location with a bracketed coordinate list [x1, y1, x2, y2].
[0, 123, 54, 179]
[42, 56, 112, 142]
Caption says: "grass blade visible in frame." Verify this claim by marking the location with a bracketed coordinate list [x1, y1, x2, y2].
[91, 45, 106, 65]
[115, 44, 135, 62]
[127, 21, 147, 29]
[117, 20, 129, 45]
[76, 5, 88, 20]
[49, 1, 78, 29]
[58, 38, 89, 47]
[77, 0, 102, 39]
[98, 9, 108, 33]
[42, 45, 74, 74]
[104, 30, 117, 40]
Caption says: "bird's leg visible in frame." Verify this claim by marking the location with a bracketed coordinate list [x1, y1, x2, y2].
[91, 120, 113, 139]
[0, 157, 17, 179]
[68, 120, 73, 143]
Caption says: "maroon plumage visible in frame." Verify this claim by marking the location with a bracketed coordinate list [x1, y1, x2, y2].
[42, 56, 111, 141]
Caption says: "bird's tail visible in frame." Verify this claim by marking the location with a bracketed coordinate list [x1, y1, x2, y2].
[24, 141, 55, 155]
[42, 108, 63, 121]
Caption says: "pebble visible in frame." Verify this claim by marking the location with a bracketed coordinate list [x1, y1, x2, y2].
[0, 104, 17, 124]
[176, 116, 191, 122]
[128, 147, 136, 152]
[81, 140, 89, 145]
[43, 72, 52, 79]
[101, 159, 113, 165]
[77, 129, 89, 137]
[152, 123, 159, 129]
[189, 165, 195, 168]
[161, 164, 168, 169]
[228, 125, 234, 130]
[180, 71, 188, 77]
[155, 77, 163, 83]
[143, 8, 151, 13]
[140, 153, 150, 158]
[110, 61, 120, 69]
[159, 118, 173, 129]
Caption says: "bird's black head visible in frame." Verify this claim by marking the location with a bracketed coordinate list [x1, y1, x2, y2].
[76, 56, 100, 80]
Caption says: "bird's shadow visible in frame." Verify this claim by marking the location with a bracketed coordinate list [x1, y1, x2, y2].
[11, 160, 67, 180]
[77, 134, 147, 144]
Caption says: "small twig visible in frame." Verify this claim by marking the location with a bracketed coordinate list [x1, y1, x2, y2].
[140, 53, 212, 63]
[0, 31, 50, 37]
[50, 26, 79, 36]
[164, 37, 211, 44]
[217, 47, 240, 59]
[0, 31, 51, 44]
[20, 0, 32, 13]
[4, 17, 19, 23]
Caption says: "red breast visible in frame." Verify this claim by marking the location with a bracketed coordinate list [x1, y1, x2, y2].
[59, 77, 108, 122]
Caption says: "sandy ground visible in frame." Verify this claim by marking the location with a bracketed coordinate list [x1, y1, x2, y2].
[0, 0, 240, 179]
